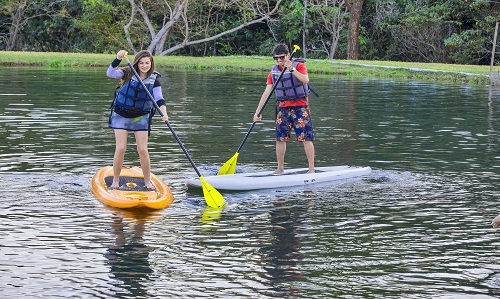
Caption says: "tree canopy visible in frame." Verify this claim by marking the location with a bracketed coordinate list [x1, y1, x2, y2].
[0, 0, 499, 65]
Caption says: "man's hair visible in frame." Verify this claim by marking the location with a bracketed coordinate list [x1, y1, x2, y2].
[272, 44, 289, 55]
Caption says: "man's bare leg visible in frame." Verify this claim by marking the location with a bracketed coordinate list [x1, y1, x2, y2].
[303, 140, 315, 173]
[275, 141, 286, 174]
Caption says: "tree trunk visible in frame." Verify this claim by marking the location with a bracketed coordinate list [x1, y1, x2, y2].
[6, 0, 28, 51]
[346, 0, 363, 60]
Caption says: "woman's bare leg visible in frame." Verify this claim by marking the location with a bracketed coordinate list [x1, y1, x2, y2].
[111, 129, 128, 188]
[135, 131, 154, 189]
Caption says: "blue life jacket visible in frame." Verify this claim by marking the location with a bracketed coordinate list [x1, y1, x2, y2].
[113, 72, 159, 118]
[271, 60, 309, 102]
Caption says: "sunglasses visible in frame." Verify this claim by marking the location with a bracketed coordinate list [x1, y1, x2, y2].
[273, 55, 286, 61]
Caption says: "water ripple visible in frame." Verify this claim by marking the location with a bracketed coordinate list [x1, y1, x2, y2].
[1, 68, 500, 298]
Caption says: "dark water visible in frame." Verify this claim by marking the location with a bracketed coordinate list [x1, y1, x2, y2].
[1, 66, 500, 298]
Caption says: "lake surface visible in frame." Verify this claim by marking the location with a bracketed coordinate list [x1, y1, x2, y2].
[1, 65, 500, 298]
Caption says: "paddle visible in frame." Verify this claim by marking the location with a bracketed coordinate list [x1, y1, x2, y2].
[123, 53, 224, 209]
[217, 44, 301, 175]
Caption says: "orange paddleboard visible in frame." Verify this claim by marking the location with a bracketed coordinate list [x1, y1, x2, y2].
[91, 166, 173, 210]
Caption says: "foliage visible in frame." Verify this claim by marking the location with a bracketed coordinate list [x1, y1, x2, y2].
[308, 0, 350, 59]
[0, 0, 499, 65]
[180, 1, 273, 56]
[392, 2, 461, 63]
[72, 0, 127, 53]
[443, 1, 500, 64]
[362, 0, 500, 64]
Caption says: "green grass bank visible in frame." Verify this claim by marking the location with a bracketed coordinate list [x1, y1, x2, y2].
[0, 51, 497, 85]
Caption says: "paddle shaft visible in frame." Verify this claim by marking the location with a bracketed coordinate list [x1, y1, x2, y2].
[235, 49, 299, 153]
[124, 58, 203, 178]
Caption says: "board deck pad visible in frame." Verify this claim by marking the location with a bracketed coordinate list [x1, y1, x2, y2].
[104, 176, 155, 191]
[250, 169, 325, 177]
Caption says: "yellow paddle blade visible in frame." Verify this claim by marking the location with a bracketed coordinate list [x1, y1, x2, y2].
[200, 176, 225, 209]
[217, 152, 239, 175]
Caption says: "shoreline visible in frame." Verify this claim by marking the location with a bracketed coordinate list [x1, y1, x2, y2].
[0, 51, 496, 85]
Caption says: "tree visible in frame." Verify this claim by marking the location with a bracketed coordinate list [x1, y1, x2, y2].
[1, 0, 83, 52]
[2, 0, 49, 50]
[276, 0, 348, 59]
[121, 0, 283, 56]
[73, 0, 129, 53]
[346, 0, 364, 59]
[360, 0, 399, 60]
[444, 0, 500, 64]
[309, 0, 349, 59]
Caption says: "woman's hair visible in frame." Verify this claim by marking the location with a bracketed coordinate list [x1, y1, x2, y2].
[120, 50, 156, 85]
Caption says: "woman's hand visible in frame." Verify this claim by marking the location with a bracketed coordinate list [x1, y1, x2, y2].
[116, 50, 127, 60]
[159, 106, 168, 122]
[160, 114, 169, 122]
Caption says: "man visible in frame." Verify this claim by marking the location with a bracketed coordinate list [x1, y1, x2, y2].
[253, 44, 315, 174]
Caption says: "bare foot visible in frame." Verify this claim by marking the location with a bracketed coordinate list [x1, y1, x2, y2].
[273, 169, 284, 175]
[307, 169, 316, 174]
[145, 181, 155, 190]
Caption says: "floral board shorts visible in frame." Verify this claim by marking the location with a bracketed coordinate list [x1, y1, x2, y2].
[276, 106, 315, 142]
[108, 111, 150, 131]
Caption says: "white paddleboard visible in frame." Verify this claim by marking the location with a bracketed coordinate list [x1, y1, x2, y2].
[186, 165, 372, 191]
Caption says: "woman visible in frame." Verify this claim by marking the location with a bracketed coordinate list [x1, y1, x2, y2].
[106, 50, 168, 190]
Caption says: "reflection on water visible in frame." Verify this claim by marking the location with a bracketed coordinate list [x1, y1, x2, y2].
[1, 66, 500, 298]
[257, 196, 310, 297]
[104, 209, 159, 298]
